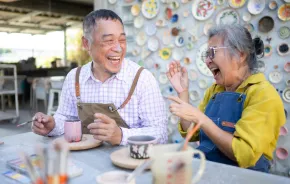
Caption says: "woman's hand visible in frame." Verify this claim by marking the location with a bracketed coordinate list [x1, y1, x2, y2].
[166, 61, 189, 94]
[168, 96, 207, 126]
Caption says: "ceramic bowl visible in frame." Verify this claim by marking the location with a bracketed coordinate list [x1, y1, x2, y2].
[247, 0, 265, 15]
[258, 16, 274, 33]
[131, 4, 140, 16]
[282, 87, 290, 103]
[264, 45, 272, 57]
[268, 1, 277, 10]
[279, 26, 290, 40]
[279, 126, 288, 136]
[127, 135, 157, 159]
[276, 148, 288, 160]
[277, 43, 290, 56]
[284, 62, 290, 73]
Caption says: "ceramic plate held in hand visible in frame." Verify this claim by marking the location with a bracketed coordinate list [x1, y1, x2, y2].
[279, 26, 290, 39]
[278, 4, 290, 21]
[142, 0, 160, 19]
[258, 16, 274, 33]
[247, 0, 265, 15]
[229, 0, 246, 9]
[192, 0, 215, 21]
[216, 8, 239, 25]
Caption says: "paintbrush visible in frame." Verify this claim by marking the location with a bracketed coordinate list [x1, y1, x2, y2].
[17, 120, 33, 127]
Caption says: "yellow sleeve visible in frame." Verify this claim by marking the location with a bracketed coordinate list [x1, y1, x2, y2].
[232, 84, 286, 168]
[177, 86, 214, 142]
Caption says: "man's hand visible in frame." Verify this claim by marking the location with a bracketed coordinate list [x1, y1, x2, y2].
[31, 112, 55, 136]
[87, 113, 122, 145]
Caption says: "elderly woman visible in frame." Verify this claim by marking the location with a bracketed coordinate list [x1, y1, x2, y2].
[167, 24, 285, 173]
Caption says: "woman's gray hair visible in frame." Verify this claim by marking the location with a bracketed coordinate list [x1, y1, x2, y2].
[83, 9, 123, 45]
[208, 24, 263, 73]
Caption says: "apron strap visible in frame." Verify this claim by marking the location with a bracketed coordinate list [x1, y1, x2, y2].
[75, 66, 82, 101]
[119, 67, 144, 109]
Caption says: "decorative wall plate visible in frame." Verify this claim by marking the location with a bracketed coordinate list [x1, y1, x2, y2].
[159, 48, 172, 60]
[203, 22, 214, 35]
[170, 14, 179, 23]
[134, 16, 144, 28]
[277, 43, 290, 56]
[162, 30, 172, 45]
[244, 23, 254, 32]
[258, 16, 274, 33]
[186, 42, 194, 50]
[189, 90, 200, 101]
[229, 0, 246, 9]
[159, 73, 168, 84]
[198, 79, 208, 89]
[147, 37, 159, 52]
[284, 62, 290, 73]
[141, 0, 160, 19]
[175, 36, 185, 47]
[172, 48, 184, 61]
[183, 10, 190, 17]
[278, 4, 290, 21]
[156, 19, 167, 27]
[217, 0, 226, 5]
[247, 0, 265, 15]
[268, 1, 277, 10]
[283, 87, 290, 102]
[216, 8, 240, 25]
[257, 60, 265, 72]
[170, 115, 179, 124]
[144, 58, 155, 68]
[145, 23, 157, 36]
[188, 69, 198, 81]
[170, 1, 179, 9]
[131, 4, 140, 16]
[279, 126, 288, 136]
[196, 43, 213, 77]
[269, 71, 283, 84]
[276, 147, 288, 160]
[183, 57, 192, 65]
[136, 31, 147, 46]
[279, 26, 290, 39]
[242, 12, 252, 22]
[264, 45, 272, 57]
[192, 0, 215, 21]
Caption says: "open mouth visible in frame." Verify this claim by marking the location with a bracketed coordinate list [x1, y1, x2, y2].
[107, 56, 121, 65]
[210, 67, 220, 78]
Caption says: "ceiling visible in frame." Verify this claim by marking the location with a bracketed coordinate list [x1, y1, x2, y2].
[0, 0, 94, 34]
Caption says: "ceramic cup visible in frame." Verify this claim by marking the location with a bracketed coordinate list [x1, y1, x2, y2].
[64, 120, 82, 142]
[150, 144, 205, 184]
[96, 171, 135, 184]
[127, 135, 157, 159]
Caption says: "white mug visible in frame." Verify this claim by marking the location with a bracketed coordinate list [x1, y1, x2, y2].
[150, 144, 205, 184]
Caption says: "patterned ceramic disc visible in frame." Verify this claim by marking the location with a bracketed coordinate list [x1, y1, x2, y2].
[192, 0, 215, 21]
[141, 0, 160, 19]
[278, 4, 290, 21]
[229, 0, 246, 8]
[247, 0, 265, 15]
[216, 8, 240, 25]
[279, 26, 290, 39]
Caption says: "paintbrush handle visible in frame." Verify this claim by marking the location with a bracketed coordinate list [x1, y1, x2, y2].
[182, 123, 200, 151]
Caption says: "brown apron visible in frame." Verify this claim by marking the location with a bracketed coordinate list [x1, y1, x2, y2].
[75, 66, 144, 134]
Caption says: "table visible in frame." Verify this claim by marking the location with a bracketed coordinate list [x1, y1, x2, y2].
[0, 132, 289, 184]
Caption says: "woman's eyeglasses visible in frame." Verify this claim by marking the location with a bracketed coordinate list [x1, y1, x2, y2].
[201, 46, 227, 62]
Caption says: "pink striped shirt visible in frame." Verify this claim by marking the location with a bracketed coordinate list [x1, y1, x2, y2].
[48, 58, 168, 145]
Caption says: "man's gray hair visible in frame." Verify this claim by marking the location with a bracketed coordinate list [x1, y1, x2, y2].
[83, 9, 123, 45]
[208, 24, 262, 73]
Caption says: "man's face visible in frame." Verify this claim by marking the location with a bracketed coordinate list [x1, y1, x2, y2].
[83, 18, 127, 75]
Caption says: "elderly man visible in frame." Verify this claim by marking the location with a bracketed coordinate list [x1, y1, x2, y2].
[32, 9, 167, 145]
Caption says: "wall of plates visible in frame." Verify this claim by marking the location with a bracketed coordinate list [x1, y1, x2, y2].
[107, 0, 290, 176]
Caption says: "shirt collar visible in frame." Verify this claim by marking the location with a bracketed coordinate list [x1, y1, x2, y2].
[237, 73, 266, 89]
[81, 59, 129, 83]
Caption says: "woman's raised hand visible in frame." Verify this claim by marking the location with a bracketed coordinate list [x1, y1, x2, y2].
[166, 61, 189, 94]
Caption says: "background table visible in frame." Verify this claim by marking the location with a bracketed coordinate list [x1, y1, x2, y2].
[0, 132, 289, 184]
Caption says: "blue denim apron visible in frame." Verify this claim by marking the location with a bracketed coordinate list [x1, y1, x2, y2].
[196, 88, 270, 172]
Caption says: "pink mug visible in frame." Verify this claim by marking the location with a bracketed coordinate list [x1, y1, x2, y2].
[64, 120, 82, 142]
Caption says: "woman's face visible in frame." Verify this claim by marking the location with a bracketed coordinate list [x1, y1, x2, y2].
[205, 35, 248, 89]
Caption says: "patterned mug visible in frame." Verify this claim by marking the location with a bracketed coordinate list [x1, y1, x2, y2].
[127, 135, 157, 159]
[64, 120, 82, 142]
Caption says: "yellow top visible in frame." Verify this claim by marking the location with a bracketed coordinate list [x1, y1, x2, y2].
[178, 73, 285, 168]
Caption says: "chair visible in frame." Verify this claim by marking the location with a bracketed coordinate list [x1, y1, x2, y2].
[31, 78, 50, 113]
[47, 76, 64, 116]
